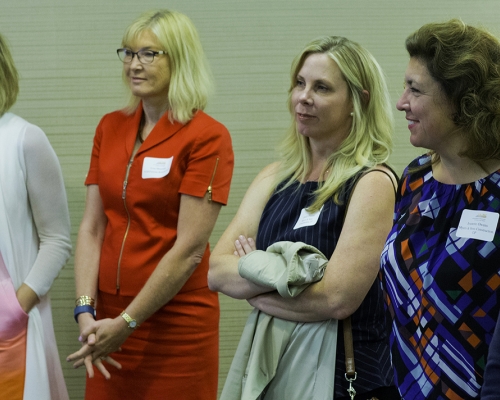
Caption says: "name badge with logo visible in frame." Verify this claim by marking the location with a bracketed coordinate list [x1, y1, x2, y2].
[293, 206, 324, 230]
[456, 209, 499, 242]
[142, 157, 173, 179]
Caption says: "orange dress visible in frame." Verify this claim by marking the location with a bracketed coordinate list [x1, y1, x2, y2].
[84, 105, 234, 400]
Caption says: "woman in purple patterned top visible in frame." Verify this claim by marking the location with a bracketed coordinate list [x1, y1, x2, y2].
[381, 19, 500, 399]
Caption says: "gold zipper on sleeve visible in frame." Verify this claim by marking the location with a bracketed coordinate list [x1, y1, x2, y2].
[207, 157, 220, 202]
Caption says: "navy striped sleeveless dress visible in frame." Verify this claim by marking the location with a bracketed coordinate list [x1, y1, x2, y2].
[255, 176, 394, 398]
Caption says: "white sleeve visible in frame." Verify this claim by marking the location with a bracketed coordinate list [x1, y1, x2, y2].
[22, 124, 72, 297]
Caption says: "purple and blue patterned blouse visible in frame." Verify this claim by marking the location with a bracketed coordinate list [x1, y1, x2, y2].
[381, 154, 500, 399]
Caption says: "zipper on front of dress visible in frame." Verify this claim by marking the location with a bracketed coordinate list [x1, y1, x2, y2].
[207, 157, 220, 202]
[116, 156, 134, 291]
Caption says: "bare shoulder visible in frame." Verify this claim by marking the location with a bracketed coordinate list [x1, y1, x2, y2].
[343, 166, 397, 231]
[236, 162, 281, 209]
[349, 165, 398, 208]
[246, 161, 281, 194]
[358, 165, 397, 192]
[254, 161, 280, 183]
[216, 162, 281, 245]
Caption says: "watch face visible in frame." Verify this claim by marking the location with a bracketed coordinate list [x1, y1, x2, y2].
[129, 320, 137, 328]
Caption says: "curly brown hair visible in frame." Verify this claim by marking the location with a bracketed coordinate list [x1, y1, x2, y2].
[405, 19, 500, 161]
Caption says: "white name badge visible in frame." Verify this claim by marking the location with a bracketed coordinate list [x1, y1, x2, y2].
[142, 157, 173, 179]
[293, 205, 324, 230]
[456, 209, 499, 242]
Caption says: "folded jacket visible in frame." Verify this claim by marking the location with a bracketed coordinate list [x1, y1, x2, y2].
[238, 241, 328, 298]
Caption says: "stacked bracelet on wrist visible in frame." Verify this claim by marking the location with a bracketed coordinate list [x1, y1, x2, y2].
[75, 295, 95, 307]
[74, 295, 96, 323]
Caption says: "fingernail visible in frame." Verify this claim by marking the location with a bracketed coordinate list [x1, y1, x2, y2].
[78, 336, 83, 342]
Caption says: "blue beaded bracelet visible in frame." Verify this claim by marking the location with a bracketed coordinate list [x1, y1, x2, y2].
[74, 305, 96, 323]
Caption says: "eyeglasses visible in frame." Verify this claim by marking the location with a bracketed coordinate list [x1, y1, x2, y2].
[116, 48, 166, 64]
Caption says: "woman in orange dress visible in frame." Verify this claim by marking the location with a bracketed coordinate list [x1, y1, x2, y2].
[66, 10, 234, 399]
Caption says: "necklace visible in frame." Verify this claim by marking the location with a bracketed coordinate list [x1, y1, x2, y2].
[307, 169, 330, 182]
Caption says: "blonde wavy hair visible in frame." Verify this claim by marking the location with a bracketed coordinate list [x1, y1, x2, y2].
[276, 36, 394, 211]
[0, 33, 19, 116]
[121, 9, 213, 124]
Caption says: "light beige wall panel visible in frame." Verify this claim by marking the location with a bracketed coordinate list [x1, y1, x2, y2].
[1, 0, 499, 398]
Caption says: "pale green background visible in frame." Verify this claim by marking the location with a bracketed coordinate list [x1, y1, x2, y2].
[1, 0, 499, 398]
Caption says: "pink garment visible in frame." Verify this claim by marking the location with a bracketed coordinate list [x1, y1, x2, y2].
[0, 251, 28, 400]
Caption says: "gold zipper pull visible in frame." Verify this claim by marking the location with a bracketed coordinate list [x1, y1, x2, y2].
[122, 159, 134, 199]
[206, 157, 220, 202]
[122, 180, 127, 199]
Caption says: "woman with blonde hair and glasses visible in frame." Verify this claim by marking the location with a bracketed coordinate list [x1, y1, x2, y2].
[0, 33, 71, 400]
[67, 9, 234, 400]
[209, 36, 398, 399]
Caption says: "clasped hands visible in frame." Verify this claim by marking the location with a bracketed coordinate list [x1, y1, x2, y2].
[66, 313, 129, 379]
[65, 235, 255, 379]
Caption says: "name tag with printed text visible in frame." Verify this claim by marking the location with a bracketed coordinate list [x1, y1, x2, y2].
[456, 209, 499, 242]
[142, 157, 173, 179]
[293, 206, 324, 229]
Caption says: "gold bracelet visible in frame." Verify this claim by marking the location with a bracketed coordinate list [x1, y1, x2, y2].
[75, 295, 95, 307]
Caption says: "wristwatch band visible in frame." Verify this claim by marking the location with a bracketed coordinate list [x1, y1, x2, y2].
[120, 311, 138, 329]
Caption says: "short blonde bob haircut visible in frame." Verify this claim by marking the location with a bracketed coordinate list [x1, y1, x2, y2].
[121, 9, 213, 124]
[276, 36, 394, 211]
[0, 33, 19, 116]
